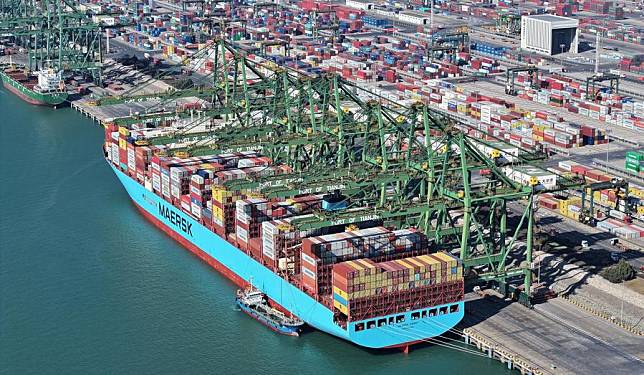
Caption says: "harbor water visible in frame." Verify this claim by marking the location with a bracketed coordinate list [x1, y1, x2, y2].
[0, 90, 511, 374]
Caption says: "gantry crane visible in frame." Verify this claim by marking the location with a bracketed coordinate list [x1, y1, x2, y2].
[496, 13, 521, 35]
[505, 66, 540, 95]
[428, 29, 469, 64]
[310, 8, 339, 40]
[102, 40, 585, 305]
[0, 0, 103, 82]
[585, 72, 620, 100]
[580, 178, 632, 226]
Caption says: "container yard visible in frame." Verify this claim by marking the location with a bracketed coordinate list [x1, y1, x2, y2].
[1, 0, 643, 373]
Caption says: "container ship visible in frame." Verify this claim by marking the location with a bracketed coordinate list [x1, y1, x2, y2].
[0, 66, 68, 106]
[104, 124, 465, 350]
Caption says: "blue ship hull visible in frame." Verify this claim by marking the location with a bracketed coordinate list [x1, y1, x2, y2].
[110, 163, 465, 349]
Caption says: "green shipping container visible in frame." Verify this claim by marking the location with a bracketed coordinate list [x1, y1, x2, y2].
[626, 151, 644, 161]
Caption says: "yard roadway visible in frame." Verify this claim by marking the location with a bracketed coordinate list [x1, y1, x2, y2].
[461, 296, 644, 374]
[533, 299, 644, 361]
[507, 202, 644, 275]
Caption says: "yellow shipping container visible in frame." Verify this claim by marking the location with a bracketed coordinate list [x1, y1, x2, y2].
[213, 206, 225, 220]
[628, 187, 642, 198]
[212, 186, 234, 202]
[347, 260, 366, 275]
[354, 258, 376, 270]
[406, 257, 426, 271]
[333, 300, 348, 315]
[394, 259, 414, 271]
[638, 206, 644, 215]
[418, 255, 440, 269]
[433, 252, 457, 266]
[333, 286, 348, 300]
[119, 138, 127, 150]
[118, 126, 130, 136]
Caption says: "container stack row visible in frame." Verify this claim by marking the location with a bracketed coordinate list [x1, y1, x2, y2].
[332, 252, 464, 321]
[300, 227, 431, 298]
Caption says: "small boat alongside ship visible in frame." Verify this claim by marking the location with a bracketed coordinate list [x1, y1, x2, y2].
[236, 286, 305, 336]
[0, 65, 68, 107]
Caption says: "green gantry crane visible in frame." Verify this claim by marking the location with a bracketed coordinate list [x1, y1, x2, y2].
[101, 40, 585, 305]
[505, 66, 539, 96]
[580, 179, 632, 226]
[0, 0, 103, 82]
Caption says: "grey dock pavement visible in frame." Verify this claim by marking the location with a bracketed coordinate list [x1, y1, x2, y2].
[460, 294, 644, 374]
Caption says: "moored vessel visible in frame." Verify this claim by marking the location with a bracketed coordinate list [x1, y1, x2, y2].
[0, 65, 68, 107]
[105, 124, 465, 350]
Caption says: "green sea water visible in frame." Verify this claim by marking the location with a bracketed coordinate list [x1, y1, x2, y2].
[0, 89, 511, 374]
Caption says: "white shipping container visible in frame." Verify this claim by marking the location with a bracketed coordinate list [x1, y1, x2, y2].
[127, 148, 136, 171]
[111, 143, 120, 165]
[191, 202, 202, 218]
[162, 181, 170, 197]
[171, 185, 181, 199]
[558, 160, 577, 171]
[609, 209, 627, 221]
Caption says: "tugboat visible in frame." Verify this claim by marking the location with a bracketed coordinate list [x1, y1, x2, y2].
[236, 285, 305, 336]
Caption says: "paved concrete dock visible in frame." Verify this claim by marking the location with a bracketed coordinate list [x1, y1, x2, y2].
[461, 294, 644, 374]
[71, 96, 207, 125]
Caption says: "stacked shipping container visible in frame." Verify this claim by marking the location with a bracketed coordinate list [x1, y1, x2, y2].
[332, 252, 464, 321]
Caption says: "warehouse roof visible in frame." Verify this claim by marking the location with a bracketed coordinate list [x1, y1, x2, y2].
[523, 14, 579, 30]
[524, 14, 575, 24]
[400, 10, 430, 18]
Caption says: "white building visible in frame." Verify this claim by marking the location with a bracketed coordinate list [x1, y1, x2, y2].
[398, 11, 430, 26]
[345, 0, 374, 10]
[520, 15, 579, 56]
